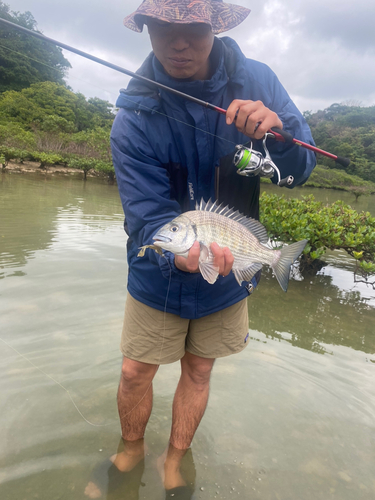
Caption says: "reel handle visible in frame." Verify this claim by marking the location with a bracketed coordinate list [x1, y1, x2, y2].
[278, 176, 294, 187]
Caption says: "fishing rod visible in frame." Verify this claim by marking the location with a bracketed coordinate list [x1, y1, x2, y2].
[0, 17, 350, 169]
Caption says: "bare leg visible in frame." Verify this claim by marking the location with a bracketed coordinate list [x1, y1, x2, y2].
[115, 356, 158, 470]
[85, 357, 157, 498]
[171, 352, 214, 449]
[160, 352, 215, 490]
[118, 357, 158, 441]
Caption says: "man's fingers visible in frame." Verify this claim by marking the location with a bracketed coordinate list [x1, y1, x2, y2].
[211, 242, 234, 276]
[211, 242, 224, 274]
[223, 247, 234, 275]
[226, 99, 251, 125]
[175, 241, 200, 273]
[229, 101, 257, 129]
[176, 242, 234, 276]
[185, 241, 200, 272]
[226, 99, 283, 139]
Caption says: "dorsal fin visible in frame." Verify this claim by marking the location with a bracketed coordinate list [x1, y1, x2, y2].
[195, 198, 269, 244]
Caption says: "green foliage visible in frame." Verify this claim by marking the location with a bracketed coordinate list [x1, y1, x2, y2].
[0, 144, 21, 165]
[304, 165, 375, 199]
[84, 127, 112, 162]
[0, 122, 36, 149]
[0, 81, 114, 132]
[91, 160, 116, 182]
[0, 1, 71, 92]
[259, 193, 375, 275]
[32, 151, 63, 168]
[66, 157, 115, 181]
[306, 165, 374, 190]
[0, 142, 115, 181]
[305, 104, 375, 183]
[67, 157, 97, 179]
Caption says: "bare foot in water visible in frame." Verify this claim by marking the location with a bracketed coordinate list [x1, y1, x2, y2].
[84, 438, 146, 499]
[157, 443, 189, 491]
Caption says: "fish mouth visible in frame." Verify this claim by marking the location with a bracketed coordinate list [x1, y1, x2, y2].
[153, 235, 172, 244]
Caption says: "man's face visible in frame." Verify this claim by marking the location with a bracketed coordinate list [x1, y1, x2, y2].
[146, 19, 215, 81]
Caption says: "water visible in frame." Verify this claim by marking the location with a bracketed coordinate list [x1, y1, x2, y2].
[1, 172, 374, 500]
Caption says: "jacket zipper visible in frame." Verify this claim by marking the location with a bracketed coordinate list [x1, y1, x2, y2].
[215, 165, 220, 201]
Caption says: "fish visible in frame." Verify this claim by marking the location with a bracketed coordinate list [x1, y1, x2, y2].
[138, 199, 307, 291]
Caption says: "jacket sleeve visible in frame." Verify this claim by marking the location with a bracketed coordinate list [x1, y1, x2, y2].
[245, 60, 317, 187]
[110, 108, 195, 281]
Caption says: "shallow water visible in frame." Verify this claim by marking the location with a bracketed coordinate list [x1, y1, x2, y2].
[1, 172, 374, 500]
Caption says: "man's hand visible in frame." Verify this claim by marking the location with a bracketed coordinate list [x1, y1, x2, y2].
[226, 99, 283, 140]
[175, 241, 201, 273]
[174, 241, 234, 276]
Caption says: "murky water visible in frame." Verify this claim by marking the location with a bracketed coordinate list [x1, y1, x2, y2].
[1, 172, 374, 500]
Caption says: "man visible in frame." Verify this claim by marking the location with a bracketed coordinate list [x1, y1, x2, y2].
[86, 0, 316, 498]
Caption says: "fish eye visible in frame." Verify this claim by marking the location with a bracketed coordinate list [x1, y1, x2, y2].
[170, 225, 179, 233]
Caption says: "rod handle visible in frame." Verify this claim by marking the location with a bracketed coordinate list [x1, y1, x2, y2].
[270, 127, 294, 144]
[335, 156, 351, 168]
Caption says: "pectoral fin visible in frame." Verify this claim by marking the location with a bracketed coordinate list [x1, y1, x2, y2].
[198, 243, 219, 284]
[198, 242, 210, 261]
[199, 261, 220, 284]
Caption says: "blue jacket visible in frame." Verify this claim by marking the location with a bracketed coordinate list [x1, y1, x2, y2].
[111, 37, 316, 319]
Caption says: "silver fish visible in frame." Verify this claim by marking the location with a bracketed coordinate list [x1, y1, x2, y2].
[140, 199, 307, 291]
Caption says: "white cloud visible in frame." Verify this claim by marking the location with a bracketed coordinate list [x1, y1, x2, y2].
[5, 0, 375, 112]
[62, 50, 137, 106]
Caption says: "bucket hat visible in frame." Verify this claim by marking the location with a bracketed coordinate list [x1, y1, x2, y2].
[123, 0, 251, 35]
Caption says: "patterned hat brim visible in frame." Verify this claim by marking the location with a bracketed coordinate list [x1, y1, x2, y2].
[123, 0, 251, 35]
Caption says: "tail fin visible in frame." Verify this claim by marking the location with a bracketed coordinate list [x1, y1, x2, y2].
[272, 240, 308, 292]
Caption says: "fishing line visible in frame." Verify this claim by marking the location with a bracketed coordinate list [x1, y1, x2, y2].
[122, 257, 173, 418]
[0, 34, 233, 424]
[0, 42, 118, 98]
[0, 42, 237, 148]
[0, 335, 112, 427]
[0, 42, 66, 73]
[117, 93, 237, 147]
[0, 261, 173, 425]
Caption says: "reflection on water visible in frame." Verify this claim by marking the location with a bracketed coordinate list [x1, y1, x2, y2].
[250, 264, 375, 355]
[0, 173, 374, 500]
[0, 173, 124, 279]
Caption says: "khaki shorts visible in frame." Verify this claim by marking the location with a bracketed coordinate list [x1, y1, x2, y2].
[120, 293, 250, 364]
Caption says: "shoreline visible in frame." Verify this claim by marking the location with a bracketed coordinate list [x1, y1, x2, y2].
[3, 161, 375, 197]
[2, 160, 103, 178]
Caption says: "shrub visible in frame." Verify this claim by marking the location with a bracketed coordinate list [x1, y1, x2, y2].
[67, 157, 97, 179]
[0, 145, 19, 166]
[94, 161, 116, 182]
[31, 151, 64, 168]
[66, 157, 115, 181]
[260, 193, 375, 275]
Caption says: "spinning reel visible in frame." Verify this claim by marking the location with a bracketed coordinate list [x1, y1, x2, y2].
[233, 132, 294, 187]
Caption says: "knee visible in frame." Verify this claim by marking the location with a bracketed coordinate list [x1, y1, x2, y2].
[120, 357, 157, 389]
[182, 355, 214, 389]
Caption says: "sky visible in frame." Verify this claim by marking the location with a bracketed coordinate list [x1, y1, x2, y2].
[4, 0, 375, 113]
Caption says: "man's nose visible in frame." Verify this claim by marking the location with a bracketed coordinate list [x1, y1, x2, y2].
[169, 34, 190, 51]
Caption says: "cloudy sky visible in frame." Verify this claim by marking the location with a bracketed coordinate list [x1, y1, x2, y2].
[5, 0, 375, 113]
